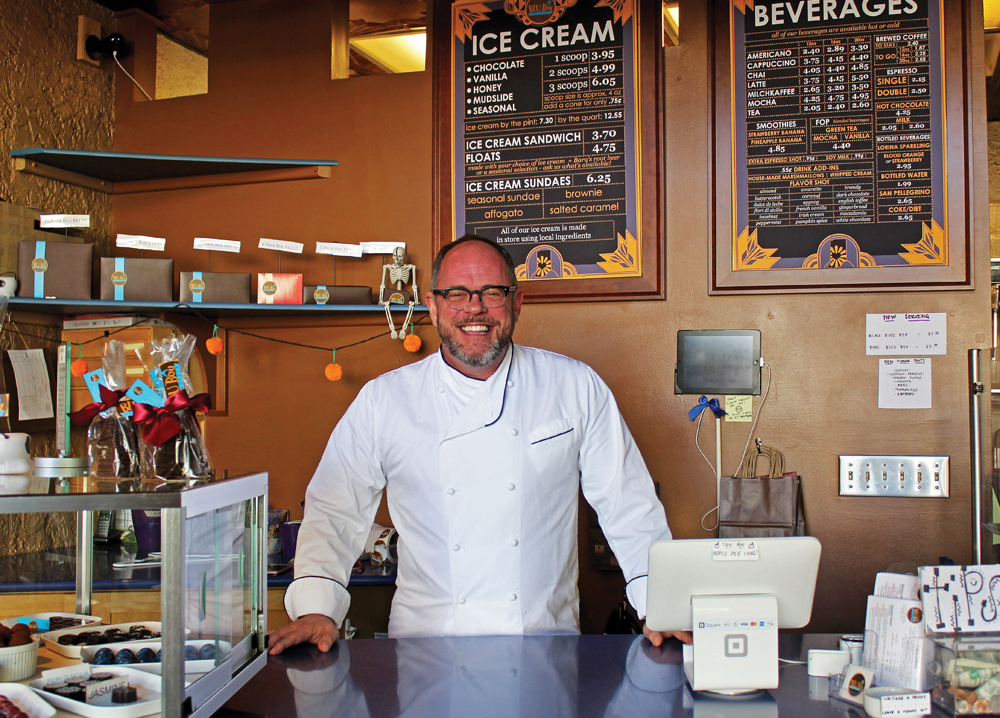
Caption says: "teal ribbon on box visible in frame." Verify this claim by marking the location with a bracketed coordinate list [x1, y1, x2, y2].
[688, 395, 726, 421]
[114, 256, 126, 301]
[192, 270, 203, 303]
[33, 241, 46, 298]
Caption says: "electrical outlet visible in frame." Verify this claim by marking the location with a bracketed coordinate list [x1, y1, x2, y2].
[839, 455, 949, 497]
[77, 16, 102, 67]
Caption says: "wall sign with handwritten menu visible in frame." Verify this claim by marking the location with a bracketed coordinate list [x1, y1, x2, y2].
[451, 0, 650, 296]
[713, 0, 970, 293]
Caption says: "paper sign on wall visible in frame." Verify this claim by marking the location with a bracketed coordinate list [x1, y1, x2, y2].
[316, 242, 363, 258]
[878, 359, 931, 409]
[258, 238, 304, 254]
[725, 395, 752, 422]
[116, 234, 166, 251]
[7, 349, 53, 421]
[193, 238, 241, 253]
[39, 214, 90, 228]
[866, 313, 946, 355]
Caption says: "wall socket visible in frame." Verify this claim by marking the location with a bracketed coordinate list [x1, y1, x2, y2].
[838, 455, 949, 497]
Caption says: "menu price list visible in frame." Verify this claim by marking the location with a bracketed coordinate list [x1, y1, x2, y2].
[460, 14, 634, 263]
[740, 9, 937, 252]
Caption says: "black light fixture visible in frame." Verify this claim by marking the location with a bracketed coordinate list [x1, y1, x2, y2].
[85, 32, 128, 61]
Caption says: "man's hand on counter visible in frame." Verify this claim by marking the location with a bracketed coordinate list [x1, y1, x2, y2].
[642, 623, 693, 647]
[267, 613, 339, 655]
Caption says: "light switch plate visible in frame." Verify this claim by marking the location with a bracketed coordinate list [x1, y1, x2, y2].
[839, 455, 949, 497]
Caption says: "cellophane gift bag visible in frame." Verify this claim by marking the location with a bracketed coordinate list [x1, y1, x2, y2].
[135, 334, 214, 482]
[78, 340, 140, 480]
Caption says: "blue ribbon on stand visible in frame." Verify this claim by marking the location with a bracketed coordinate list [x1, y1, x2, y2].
[688, 395, 727, 421]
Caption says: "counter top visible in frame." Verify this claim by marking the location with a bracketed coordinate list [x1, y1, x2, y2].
[222, 634, 873, 718]
[0, 548, 395, 593]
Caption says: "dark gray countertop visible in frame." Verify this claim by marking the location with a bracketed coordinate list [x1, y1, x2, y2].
[222, 633, 887, 718]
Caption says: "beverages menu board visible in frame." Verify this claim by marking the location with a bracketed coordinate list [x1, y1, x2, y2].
[452, 0, 642, 282]
[730, 0, 947, 273]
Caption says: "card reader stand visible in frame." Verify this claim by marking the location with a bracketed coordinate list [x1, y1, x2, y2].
[684, 594, 779, 693]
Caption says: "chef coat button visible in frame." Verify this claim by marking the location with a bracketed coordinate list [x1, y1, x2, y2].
[509, 593, 517, 601]
[510, 669, 517, 676]
[507, 380, 514, 388]
[510, 538, 518, 547]
[507, 483, 515, 491]
[452, 544, 461, 552]
[458, 597, 466, 605]
[509, 428, 518, 436]
[438, 386, 445, 393]
[446, 488, 455, 495]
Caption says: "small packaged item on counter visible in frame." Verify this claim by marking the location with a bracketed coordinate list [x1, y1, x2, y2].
[257, 273, 303, 304]
[68, 341, 140, 481]
[303, 285, 372, 305]
[133, 335, 213, 482]
[17, 240, 93, 300]
[99, 258, 173, 302]
[179, 272, 252, 304]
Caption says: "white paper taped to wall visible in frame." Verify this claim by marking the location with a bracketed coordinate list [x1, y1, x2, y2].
[7, 349, 53, 421]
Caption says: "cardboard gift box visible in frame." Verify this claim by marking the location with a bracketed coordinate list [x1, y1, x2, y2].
[257, 273, 303, 304]
[303, 285, 372, 305]
[100, 257, 174, 301]
[180, 271, 252, 304]
[17, 240, 93, 299]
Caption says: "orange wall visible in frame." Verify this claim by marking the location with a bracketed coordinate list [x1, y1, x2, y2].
[111, 0, 992, 634]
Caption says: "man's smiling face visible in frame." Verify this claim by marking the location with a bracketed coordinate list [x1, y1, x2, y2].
[426, 241, 523, 380]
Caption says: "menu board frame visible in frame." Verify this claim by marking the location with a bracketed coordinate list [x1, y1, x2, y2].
[711, 0, 972, 294]
[434, 0, 664, 302]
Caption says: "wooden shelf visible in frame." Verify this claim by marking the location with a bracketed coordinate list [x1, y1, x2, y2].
[7, 297, 428, 319]
[11, 148, 338, 194]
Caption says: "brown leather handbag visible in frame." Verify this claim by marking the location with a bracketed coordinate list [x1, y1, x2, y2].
[718, 444, 806, 538]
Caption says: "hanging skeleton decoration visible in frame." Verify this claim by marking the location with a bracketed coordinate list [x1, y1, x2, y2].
[379, 246, 418, 340]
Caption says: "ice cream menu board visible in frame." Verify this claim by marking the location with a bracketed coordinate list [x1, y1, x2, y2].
[452, 0, 643, 284]
[729, 0, 947, 276]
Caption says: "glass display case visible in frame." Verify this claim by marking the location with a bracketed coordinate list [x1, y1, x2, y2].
[0, 471, 268, 718]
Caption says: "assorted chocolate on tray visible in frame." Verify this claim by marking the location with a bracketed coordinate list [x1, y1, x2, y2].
[0, 695, 30, 718]
[56, 627, 159, 648]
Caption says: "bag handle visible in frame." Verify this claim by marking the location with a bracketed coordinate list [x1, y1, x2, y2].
[737, 439, 784, 478]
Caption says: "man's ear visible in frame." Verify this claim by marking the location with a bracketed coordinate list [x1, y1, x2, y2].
[425, 293, 439, 326]
[511, 288, 524, 320]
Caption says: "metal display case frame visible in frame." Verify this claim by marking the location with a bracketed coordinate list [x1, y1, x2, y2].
[0, 471, 268, 718]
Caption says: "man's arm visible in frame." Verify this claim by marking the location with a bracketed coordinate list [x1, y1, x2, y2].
[271, 383, 386, 651]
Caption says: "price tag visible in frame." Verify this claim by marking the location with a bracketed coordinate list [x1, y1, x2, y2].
[116, 234, 166, 251]
[360, 241, 405, 255]
[39, 214, 90, 228]
[259, 238, 304, 253]
[316, 242, 363, 257]
[881, 692, 931, 716]
[85, 674, 130, 705]
[193, 237, 241, 253]
[711, 540, 759, 561]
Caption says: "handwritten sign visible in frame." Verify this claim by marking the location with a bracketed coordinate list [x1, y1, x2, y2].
[316, 242, 364, 257]
[881, 692, 931, 716]
[878, 358, 931, 409]
[725, 395, 753, 422]
[39, 214, 90, 228]
[360, 241, 405, 255]
[193, 237, 241, 253]
[866, 313, 946, 355]
[116, 234, 166, 251]
[712, 540, 759, 561]
[258, 238, 304, 254]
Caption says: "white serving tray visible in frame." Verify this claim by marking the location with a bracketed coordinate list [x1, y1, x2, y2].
[0, 682, 57, 718]
[80, 640, 230, 675]
[40, 623, 164, 659]
[1, 613, 101, 632]
[29, 667, 161, 718]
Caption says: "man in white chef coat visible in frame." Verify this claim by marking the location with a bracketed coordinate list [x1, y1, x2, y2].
[269, 235, 684, 654]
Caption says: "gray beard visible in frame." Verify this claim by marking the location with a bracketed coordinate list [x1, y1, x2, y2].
[439, 324, 513, 369]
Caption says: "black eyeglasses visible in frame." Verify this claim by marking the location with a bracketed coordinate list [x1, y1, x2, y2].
[432, 285, 515, 310]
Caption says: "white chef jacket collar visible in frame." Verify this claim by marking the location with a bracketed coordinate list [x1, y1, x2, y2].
[437, 344, 514, 438]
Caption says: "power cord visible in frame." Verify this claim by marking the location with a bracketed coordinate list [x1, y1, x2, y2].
[113, 51, 153, 101]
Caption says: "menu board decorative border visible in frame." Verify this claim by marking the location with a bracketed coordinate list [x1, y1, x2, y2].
[711, 0, 972, 293]
[432, 0, 663, 302]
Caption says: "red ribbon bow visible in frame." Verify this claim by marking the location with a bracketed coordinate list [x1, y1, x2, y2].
[68, 385, 129, 427]
[133, 390, 211, 446]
